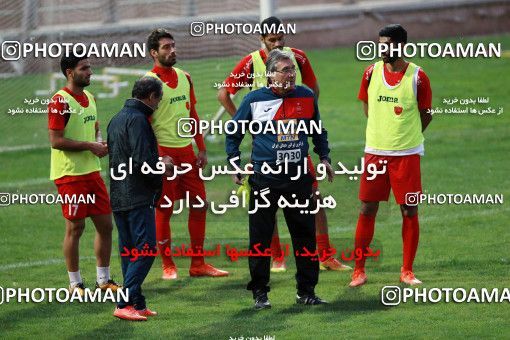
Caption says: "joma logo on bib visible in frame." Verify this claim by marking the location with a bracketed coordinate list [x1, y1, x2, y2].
[83, 115, 96, 124]
[169, 95, 187, 104]
[377, 95, 399, 103]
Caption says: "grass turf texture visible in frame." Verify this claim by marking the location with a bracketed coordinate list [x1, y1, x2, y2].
[0, 35, 509, 338]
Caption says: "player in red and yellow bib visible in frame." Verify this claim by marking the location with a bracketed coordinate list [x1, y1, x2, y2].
[218, 17, 350, 273]
[146, 29, 228, 279]
[350, 24, 433, 287]
[48, 50, 119, 295]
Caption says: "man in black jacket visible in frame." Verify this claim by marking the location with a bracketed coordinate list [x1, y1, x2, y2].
[107, 76, 170, 321]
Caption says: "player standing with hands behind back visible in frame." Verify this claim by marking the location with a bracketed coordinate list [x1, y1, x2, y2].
[145, 29, 228, 280]
[350, 24, 432, 287]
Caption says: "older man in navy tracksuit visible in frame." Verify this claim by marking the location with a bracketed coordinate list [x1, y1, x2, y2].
[226, 49, 334, 310]
[108, 77, 169, 321]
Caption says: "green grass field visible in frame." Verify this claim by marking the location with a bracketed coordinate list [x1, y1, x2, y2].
[0, 34, 509, 339]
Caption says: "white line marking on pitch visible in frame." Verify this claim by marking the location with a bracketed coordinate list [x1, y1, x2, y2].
[0, 256, 96, 271]
[0, 144, 47, 153]
[0, 171, 107, 189]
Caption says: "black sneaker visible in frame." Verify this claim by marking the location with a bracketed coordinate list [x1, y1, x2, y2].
[254, 292, 271, 310]
[296, 294, 328, 305]
[69, 282, 86, 296]
[96, 279, 122, 292]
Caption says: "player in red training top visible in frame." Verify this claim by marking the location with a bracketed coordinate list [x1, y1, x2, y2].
[350, 24, 432, 287]
[48, 49, 120, 295]
[146, 28, 228, 279]
[218, 16, 351, 273]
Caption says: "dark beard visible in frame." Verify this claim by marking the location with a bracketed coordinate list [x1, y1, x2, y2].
[383, 55, 398, 64]
[75, 78, 90, 88]
[159, 57, 176, 67]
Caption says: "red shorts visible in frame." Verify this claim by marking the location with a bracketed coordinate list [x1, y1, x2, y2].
[359, 153, 422, 205]
[307, 155, 319, 190]
[56, 177, 112, 220]
[157, 144, 206, 208]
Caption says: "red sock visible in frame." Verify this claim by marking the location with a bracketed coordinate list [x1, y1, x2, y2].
[402, 214, 419, 272]
[270, 234, 283, 260]
[155, 207, 175, 268]
[316, 234, 331, 256]
[188, 208, 206, 267]
[354, 214, 376, 270]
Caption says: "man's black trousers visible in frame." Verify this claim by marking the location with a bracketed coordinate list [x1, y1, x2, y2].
[246, 173, 318, 296]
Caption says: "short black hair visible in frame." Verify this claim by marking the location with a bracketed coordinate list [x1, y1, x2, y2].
[147, 28, 174, 54]
[260, 16, 282, 37]
[132, 77, 163, 100]
[60, 47, 87, 77]
[379, 24, 407, 44]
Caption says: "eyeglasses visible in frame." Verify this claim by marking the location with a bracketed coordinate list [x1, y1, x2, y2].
[274, 66, 296, 75]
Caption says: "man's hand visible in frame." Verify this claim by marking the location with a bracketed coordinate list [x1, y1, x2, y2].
[89, 142, 108, 158]
[196, 150, 208, 169]
[231, 162, 253, 185]
[232, 174, 243, 185]
[162, 155, 182, 177]
[321, 159, 334, 182]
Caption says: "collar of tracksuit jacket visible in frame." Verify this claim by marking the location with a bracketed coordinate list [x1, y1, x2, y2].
[124, 98, 155, 117]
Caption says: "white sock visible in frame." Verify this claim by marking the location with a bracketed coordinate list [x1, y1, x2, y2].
[68, 271, 82, 287]
[96, 266, 110, 285]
